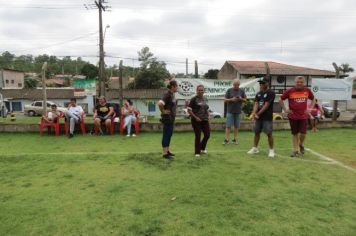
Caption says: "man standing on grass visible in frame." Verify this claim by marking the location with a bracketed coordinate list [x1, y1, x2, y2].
[279, 76, 315, 157]
[247, 77, 276, 158]
[223, 79, 247, 145]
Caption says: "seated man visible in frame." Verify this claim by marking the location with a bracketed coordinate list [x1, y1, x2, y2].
[43, 104, 61, 123]
[93, 96, 114, 135]
[65, 98, 84, 138]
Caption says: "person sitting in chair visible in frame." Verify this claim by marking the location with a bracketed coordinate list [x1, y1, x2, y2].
[121, 99, 137, 137]
[43, 104, 61, 123]
[93, 96, 114, 135]
[65, 98, 84, 138]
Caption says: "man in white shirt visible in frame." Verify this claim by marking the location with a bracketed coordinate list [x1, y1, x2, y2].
[65, 98, 84, 138]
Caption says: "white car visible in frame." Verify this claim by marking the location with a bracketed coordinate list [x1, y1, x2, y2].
[182, 108, 222, 119]
[24, 101, 67, 116]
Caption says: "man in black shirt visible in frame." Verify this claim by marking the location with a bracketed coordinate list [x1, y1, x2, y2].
[247, 77, 276, 158]
[93, 96, 114, 135]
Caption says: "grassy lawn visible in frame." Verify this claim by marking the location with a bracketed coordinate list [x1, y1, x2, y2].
[0, 129, 355, 235]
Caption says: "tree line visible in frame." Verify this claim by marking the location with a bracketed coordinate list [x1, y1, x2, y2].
[0, 48, 221, 89]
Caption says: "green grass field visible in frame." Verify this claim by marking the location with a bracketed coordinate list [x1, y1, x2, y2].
[0, 129, 355, 235]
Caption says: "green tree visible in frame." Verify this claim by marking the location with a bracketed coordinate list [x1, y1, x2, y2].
[204, 69, 219, 79]
[0, 51, 15, 68]
[24, 77, 39, 88]
[129, 47, 170, 89]
[81, 63, 99, 79]
[338, 63, 354, 76]
[138, 47, 157, 69]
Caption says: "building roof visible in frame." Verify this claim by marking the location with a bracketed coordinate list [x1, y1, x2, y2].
[225, 61, 336, 76]
[1, 68, 24, 73]
[45, 79, 66, 86]
[107, 89, 166, 100]
[0, 88, 83, 100]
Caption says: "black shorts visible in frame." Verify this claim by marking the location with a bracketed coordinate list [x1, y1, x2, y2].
[97, 116, 112, 122]
[254, 120, 273, 135]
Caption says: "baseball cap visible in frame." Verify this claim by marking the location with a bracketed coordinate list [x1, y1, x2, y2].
[258, 77, 270, 84]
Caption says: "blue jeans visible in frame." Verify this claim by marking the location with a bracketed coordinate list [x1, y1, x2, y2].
[162, 122, 174, 148]
[226, 113, 241, 128]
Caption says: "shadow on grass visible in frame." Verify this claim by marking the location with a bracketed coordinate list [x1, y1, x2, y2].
[126, 152, 212, 171]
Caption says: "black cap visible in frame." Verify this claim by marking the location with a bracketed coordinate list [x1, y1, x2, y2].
[258, 77, 270, 84]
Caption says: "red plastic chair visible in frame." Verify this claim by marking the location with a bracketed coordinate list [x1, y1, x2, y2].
[39, 112, 64, 136]
[64, 113, 86, 135]
[120, 111, 140, 135]
[94, 112, 116, 135]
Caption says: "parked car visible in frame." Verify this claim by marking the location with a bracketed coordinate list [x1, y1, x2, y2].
[24, 101, 66, 116]
[322, 103, 340, 118]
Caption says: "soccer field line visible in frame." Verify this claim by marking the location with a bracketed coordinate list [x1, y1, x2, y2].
[306, 148, 356, 173]
[275, 154, 334, 165]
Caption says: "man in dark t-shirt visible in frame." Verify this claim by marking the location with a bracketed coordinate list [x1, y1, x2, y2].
[279, 76, 315, 157]
[93, 96, 114, 135]
[247, 77, 276, 158]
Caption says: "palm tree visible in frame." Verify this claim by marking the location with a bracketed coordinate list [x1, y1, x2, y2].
[338, 63, 354, 76]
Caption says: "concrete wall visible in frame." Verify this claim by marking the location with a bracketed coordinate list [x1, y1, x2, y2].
[1, 120, 355, 133]
[347, 99, 356, 111]
[218, 63, 237, 80]
[1, 70, 24, 89]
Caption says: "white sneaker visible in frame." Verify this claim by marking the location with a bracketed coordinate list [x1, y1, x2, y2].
[132, 134, 136, 137]
[268, 149, 275, 158]
[195, 154, 200, 158]
[201, 150, 207, 154]
[126, 134, 130, 137]
[247, 147, 259, 155]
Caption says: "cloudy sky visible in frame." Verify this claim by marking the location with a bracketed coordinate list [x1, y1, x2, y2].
[1, 0, 356, 75]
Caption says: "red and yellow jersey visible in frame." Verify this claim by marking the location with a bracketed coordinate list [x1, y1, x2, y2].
[281, 87, 314, 120]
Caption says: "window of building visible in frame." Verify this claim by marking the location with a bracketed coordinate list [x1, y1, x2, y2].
[148, 103, 156, 112]
[5, 80, 9, 84]
[18, 83, 22, 87]
[11, 80, 14, 84]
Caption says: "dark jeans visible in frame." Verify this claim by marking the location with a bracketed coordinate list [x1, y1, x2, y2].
[162, 122, 174, 148]
[191, 120, 210, 154]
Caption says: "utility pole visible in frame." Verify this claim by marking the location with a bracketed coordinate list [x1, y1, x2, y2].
[332, 62, 340, 122]
[194, 60, 198, 78]
[119, 60, 124, 106]
[186, 58, 188, 77]
[85, 0, 111, 96]
[42, 62, 48, 115]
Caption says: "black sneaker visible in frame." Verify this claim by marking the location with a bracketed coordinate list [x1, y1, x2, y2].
[290, 151, 300, 158]
[299, 145, 305, 155]
[168, 151, 175, 157]
[223, 139, 229, 145]
[68, 133, 74, 139]
[231, 139, 238, 145]
[162, 154, 174, 160]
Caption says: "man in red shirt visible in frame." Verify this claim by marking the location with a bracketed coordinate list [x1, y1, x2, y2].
[279, 76, 316, 157]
